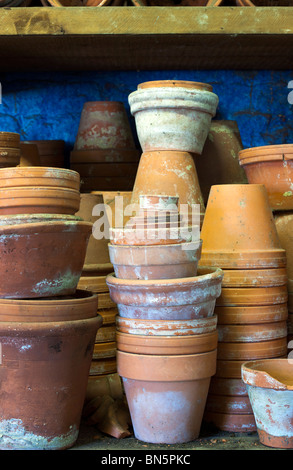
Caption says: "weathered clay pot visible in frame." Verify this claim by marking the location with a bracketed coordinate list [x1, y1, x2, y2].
[221, 267, 287, 288]
[217, 337, 288, 360]
[0, 213, 82, 226]
[0, 220, 92, 298]
[117, 349, 217, 443]
[200, 184, 286, 269]
[74, 101, 135, 151]
[116, 330, 218, 355]
[116, 315, 217, 336]
[19, 143, 41, 167]
[242, 359, 293, 448]
[23, 140, 65, 168]
[106, 267, 223, 320]
[239, 144, 293, 210]
[0, 315, 102, 450]
[215, 304, 289, 325]
[217, 285, 288, 306]
[194, 120, 247, 205]
[128, 81, 219, 154]
[0, 290, 98, 322]
[274, 212, 293, 293]
[0, 166, 80, 190]
[0, 187, 80, 215]
[218, 321, 288, 343]
[108, 240, 202, 280]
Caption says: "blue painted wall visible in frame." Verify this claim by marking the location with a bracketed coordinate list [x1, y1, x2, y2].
[1, 70, 293, 159]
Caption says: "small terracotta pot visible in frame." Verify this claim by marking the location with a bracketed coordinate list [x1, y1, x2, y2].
[19, 143, 41, 167]
[209, 377, 248, 396]
[218, 321, 288, 343]
[128, 81, 219, 154]
[274, 212, 293, 292]
[23, 140, 65, 168]
[106, 267, 223, 320]
[0, 220, 92, 298]
[116, 315, 217, 336]
[117, 349, 217, 443]
[242, 359, 293, 449]
[74, 101, 136, 151]
[217, 285, 288, 306]
[200, 184, 286, 269]
[0, 315, 102, 450]
[238, 144, 293, 210]
[217, 337, 288, 360]
[221, 267, 287, 288]
[215, 304, 289, 325]
[204, 411, 256, 433]
[0, 166, 80, 190]
[108, 240, 202, 280]
[0, 187, 80, 215]
[116, 330, 218, 355]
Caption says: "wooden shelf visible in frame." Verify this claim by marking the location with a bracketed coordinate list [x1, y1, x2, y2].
[1, 6, 293, 71]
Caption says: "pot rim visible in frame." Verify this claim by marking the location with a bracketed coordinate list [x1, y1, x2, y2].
[137, 80, 213, 92]
[0, 220, 92, 235]
[241, 359, 293, 390]
[0, 289, 98, 307]
[0, 166, 80, 180]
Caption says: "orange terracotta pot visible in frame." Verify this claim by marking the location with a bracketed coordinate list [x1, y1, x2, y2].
[221, 267, 287, 288]
[239, 144, 293, 210]
[274, 212, 293, 292]
[117, 349, 217, 443]
[0, 187, 80, 215]
[116, 315, 217, 336]
[205, 394, 253, 415]
[218, 321, 288, 343]
[217, 285, 288, 306]
[0, 166, 80, 190]
[23, 140, 65, 168]
[116, 330, 218, 355]
[242, 359, 293, 448]
[215, 304, 288, 325]
[217, 337, 288, 360]
[19, 143, 41, 167]
[106, 267, 223, 320]
[108, 240, 202, 280]
[137, 79, 213, 91]
[0, 220, 92, 298]
[209, 377, 248, 396]
[200, 184, 286, 269]
[203, 411, 256, 433]
[0, 315, 102, 450]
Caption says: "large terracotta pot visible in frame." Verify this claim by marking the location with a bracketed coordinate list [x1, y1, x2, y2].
[238, 144, 293, 210]
[242, 359, 293, 449]
[117, 349, 217, 443]
[0, 220, 92, 298]
[0, 166, 80, 190]
[200, 184, 286, 269]
[128, 80, 219, 154]
[23, 140, 65, 168]
[0, 315, 102, 450]
[106, 267, 223, 320]
[215, 304, 289, 325]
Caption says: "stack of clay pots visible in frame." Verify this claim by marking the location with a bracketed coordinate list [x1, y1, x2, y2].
[0, 165, 103, 450]
[0, 131, 21, 168]
[106, 190, 224, 444]
[70, 101, 140, 192]
[238, 144, 293, 362]
[199, 183, 289, 432]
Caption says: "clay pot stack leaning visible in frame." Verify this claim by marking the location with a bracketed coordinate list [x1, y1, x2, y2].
[199, 184, 289, 432]
[23, 140, 66, 168]
[0, 131, 21, 168]
[70, 101, 140, 192]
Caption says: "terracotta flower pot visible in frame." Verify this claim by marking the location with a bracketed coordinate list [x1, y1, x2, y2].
[117, 349, 217, 443]
[0, 187, 80, 215]
[218, 321, 288, 343]
[0, 289, 98, 322]
[242, 359, 293, 449]
[0, 166, 80, 190]
[274, 212, 293, 293]
[116, 315, 217, 336]
[238, 144, 293, 210]
[128, 81, 219, 154]
[217, 337, 288, 360]
[0, 220, 92, 298]
[200, 184, 286, 269]
[23, 140, 65, 168]
[221, 267, 287, 288]
[106, 267, 223, 320]
[217, 285, 288, 306]
[0, 315, 102, 450]
[215, 304, 289, 325]
[19, 143, 41, 167]
[74, 101, 136, 151]
[108, 240, 202, 280]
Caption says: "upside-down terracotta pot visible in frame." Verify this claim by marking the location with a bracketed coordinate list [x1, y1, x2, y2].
[128, 80, 218, 154]
[274, 212, 293, 293]
[215, 304, 289, 325]
[238, 144, 293, 210]
[221, 267, 287, 288]
[23, 140, 65, 168]
[117, 349, 217, 444]
[19, 143, 41, 167]
[106, 267, 223, 320]
[217, 285, 288, 306]
[0, 166, 80, 190]
[74, 101, 136, 151]
[242, 359, 293, 449]
[0, 315, 102, 450]
[194, 120, 247, 205]
[0, 220, 92, 298]
[108, 240, 202, 280]
[200, 184, 286, 269]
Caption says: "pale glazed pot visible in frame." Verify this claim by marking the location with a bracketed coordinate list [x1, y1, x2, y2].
[117, 349, 217, 443]
[128, 81, 219, 154]
[106, 267, 223, 320]
[0, 166, 80, 190]
[0, 220, 92, 298]
[239, 144, 293, 210]
[0, 315, 102, 450]
[200, 184, 286, 269]
[242, 359, 293, 448]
